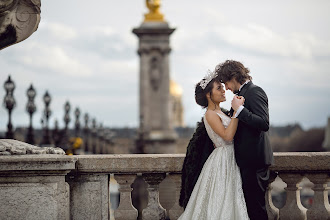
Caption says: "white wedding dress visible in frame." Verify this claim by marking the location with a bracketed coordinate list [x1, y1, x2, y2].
[178, 112, 249, 220]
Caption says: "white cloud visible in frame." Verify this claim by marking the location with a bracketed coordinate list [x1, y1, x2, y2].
[214, 23, 330, 59]
[15, 42, 92, 77]
[40, 21, 77, 41]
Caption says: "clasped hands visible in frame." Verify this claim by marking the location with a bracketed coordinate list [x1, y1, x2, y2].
[231, 95, 245, 111]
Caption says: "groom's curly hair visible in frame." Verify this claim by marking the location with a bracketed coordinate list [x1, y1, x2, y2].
[215, 60, 252, 84]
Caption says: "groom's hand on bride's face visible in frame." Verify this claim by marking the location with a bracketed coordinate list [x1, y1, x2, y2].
[231, 95, 245, 111]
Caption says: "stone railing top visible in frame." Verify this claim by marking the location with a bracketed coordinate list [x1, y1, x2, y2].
[74, 152, 330, 174]
[74, 154, 185, 174]
[0, 139, 65, 155]
[271, 152, 330, 172]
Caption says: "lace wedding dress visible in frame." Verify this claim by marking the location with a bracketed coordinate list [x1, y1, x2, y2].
[178, 112, 249, 220]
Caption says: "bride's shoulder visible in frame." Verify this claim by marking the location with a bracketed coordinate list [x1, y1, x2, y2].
[205, 110, 222, 123]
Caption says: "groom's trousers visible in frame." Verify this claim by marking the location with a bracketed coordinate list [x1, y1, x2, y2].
[240, 167, 270, 220]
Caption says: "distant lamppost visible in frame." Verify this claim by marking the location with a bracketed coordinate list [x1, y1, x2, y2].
[98, 123, 104, 154]
[74, 107, 81, 137]
[64, 101, 71, 131]
[92, 118, 97, 154]
[136, 115, 145, 153]
[83, 113, 89, 152]
[62, 101, 71, 152]
[3, 76, 16, 139]
[52, 119, 61, 147]
[25, 84, 36, 144]
[41, 91, 52, 145]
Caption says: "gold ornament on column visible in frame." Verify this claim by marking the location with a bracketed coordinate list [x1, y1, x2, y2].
[144, 0, 165, 22]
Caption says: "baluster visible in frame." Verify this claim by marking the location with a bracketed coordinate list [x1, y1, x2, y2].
[168, 173, 184, 220]
[266, 171, 279, 220]
[114, 174, 138, 220]
[142, 173, 166, 220]
[306, 173, 330, 220]
[279, 173, 307, 220]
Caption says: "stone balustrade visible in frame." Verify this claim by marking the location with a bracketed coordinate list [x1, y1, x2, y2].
[0, 140, 329, 219]
[70, 153, 330, 220]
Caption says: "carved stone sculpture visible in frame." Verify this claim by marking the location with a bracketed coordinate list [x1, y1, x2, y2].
[0, 139, 65, 155]
[0, 0, 41, 50]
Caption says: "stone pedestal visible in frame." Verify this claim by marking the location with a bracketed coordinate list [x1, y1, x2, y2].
[0, 155, 76, 219]
[133, 22, 177, 154]
[67, 173, 109, 220]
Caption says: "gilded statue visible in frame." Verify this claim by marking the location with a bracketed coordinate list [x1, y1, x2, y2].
[144, 0, 165, 22]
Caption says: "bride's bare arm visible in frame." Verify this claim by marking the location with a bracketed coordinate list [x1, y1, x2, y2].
[205, 111, 238, 142]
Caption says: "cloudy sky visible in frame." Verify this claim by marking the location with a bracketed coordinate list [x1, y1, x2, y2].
[1, 0, 330, 131]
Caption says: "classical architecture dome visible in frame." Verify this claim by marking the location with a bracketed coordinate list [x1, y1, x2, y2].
[170, 80, 184, 127]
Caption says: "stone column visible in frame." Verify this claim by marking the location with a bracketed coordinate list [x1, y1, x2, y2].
[133, 21, 177, 154]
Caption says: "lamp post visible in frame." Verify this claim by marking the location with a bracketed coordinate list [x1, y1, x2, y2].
[62, 101, 71, 152]
[98, 123, 104, 154]
[64, 101, 71, 131]
[41, 91, 52, 145]
[83, 113, 89, 152]
[52, 119, 61, 147]
[92, 118, 97, 154]
[74, 107, 81, 137]
[25, 84, 36, 144]
[3, 76, 16, 139]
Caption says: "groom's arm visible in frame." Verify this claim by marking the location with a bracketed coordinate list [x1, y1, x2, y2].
[237, 87, 269, 132]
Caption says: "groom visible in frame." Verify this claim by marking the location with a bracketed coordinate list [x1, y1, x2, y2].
[215, 60, 274, 220]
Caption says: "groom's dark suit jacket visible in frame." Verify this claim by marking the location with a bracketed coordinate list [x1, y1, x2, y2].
[231, 81, 274, 168]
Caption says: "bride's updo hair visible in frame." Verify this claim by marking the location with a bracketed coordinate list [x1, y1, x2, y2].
[195, 78, 220, 108]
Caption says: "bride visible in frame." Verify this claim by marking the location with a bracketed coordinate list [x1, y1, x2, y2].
[178, 71, 249, 220]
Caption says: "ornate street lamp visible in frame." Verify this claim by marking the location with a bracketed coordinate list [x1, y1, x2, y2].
[64, 101, 71, 130]
[52, 119, 61, 147]
[136, 114, 145, 153]
[98, 123, 104, 154]
[3, 75, 16, 139]
[74, 107, 81, 137]
[25, 84, 36, 144]
[62, 101, 71, 152]
[41, 91, 52, 145]
[92, 118, 97, 154]
[83, 113, 89, 152]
